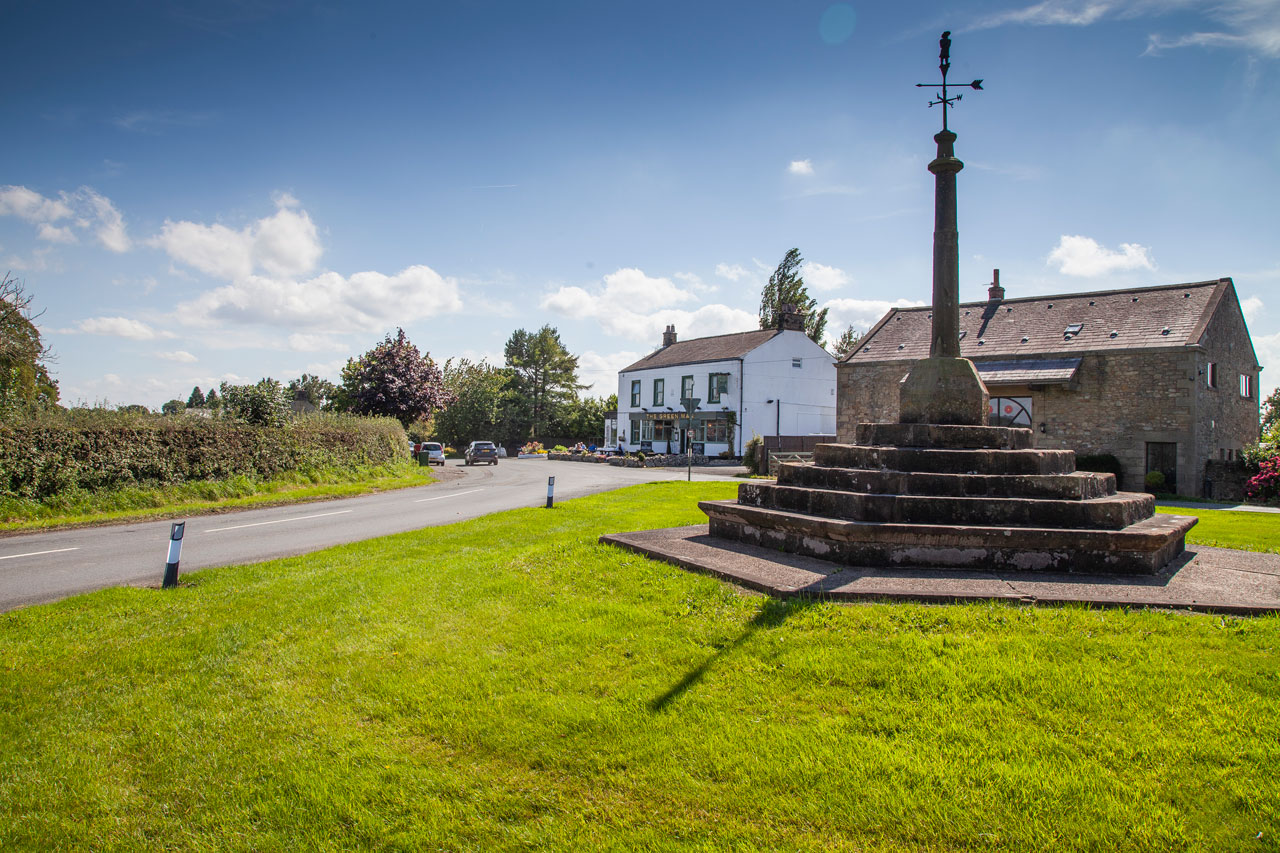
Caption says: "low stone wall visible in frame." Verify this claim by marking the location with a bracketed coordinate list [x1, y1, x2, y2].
[546, 452, 611, 463]
[546, 451, 717, 467]
[1203, 459, 1253, 502]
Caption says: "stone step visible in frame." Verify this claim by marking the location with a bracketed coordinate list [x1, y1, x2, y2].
[778, 463, 1116, 500]
[700, 500, 1196, 576]
[854, 423, 1034, 450]
[814, 443, 1077, 476]
[739, 483, 1152, 530]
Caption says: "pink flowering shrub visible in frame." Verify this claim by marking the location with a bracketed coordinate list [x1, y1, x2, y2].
[1245, 455, 1280, 505]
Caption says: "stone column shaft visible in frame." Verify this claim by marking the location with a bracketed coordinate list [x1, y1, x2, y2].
[928, 130, 962, 358]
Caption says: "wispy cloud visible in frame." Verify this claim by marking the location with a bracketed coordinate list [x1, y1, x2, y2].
[0, 185, 131, 252]
[788, 159, 815, 176]
[968, 0, 1280, 58]
[70, 317, 176, 340]
[113, 110, 216, 133]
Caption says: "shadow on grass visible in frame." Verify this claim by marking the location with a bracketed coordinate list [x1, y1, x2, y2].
[649, 597, 817, 713]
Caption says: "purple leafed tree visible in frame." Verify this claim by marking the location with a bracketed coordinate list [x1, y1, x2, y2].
[339, 328, 455, 427]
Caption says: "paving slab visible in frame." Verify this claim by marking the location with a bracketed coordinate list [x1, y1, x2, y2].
[601, 525, 1280, 615]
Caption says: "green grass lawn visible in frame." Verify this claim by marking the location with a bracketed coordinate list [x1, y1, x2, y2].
[1159, 505, 1280, 553]
[0, 462, 436, 532]
[2, 483, 1277, 851]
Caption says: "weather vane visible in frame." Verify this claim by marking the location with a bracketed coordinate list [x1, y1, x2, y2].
[915, 31, 983, 132]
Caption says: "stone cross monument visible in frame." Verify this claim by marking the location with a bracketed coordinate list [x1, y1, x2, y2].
[898, 31, 990, 425]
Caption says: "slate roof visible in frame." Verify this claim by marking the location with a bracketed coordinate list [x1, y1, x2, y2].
[977, 358, 1083, 385]
[845, 279, 1233, 364]
[621, 329, 782, 372]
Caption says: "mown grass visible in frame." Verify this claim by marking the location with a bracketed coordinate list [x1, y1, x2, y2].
[0, 462, 435, 532]
[1, 481, 1276, 851]
[1159, 505, 1280, 553]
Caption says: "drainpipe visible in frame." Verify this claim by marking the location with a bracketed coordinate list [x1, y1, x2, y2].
[737, 358, 744, 456]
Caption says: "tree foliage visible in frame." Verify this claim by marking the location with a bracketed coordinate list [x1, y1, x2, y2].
[433, 358, 509, 448]
[831, 324, 865, 361]
[758, 248, 828, 345]
[161, 399, 186, 416]
[288, 373, 338, 410]
[503, 325, 584, 440]
[1262, 387, 1280, 433]
[338, 328, 454, 428]
[0, 274, 58, 415]
[186, 386, 206, 408]
[553, 394, 616, 444]
[219, 378, 290, 427]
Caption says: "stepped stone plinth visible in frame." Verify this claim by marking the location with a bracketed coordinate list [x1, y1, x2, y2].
[700, 423, 1196, 576]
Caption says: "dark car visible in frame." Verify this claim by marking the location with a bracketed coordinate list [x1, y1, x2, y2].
[464, 440, 499, 465]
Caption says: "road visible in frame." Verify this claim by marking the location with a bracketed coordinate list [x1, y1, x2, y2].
[0, 458, 744, 612]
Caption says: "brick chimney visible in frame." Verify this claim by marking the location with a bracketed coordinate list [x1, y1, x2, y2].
[988, 269, 1005, 302]
[661, 324, 677, 347]
[778, 303, 805, 332]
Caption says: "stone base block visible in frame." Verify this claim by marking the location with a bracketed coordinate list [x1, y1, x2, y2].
[738, 483, 1152, 530]
[701, 500, 1196, 575]
[777, 464, 1117, 501]
[815, 443, 1077, 476]
[854, 423, 1033, 450]
[899, 357, 990, 426]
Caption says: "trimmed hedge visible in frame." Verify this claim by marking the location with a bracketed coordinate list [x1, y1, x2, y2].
[0, 409, 409, 499]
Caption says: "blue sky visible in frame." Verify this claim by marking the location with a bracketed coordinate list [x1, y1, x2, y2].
[2, 0, 1277, 408]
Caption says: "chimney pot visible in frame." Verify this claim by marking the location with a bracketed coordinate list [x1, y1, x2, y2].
[987, 268, 1005, 302]
[778, 303, 805, 332]
[661, 325, 677, 347]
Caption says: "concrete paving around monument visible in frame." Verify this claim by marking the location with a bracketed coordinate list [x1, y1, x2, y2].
[601, 525, 1280, 615]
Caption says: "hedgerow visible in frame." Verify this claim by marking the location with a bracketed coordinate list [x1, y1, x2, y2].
[0, 409, 408, 499]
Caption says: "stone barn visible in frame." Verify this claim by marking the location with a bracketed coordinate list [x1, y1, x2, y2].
[838, 276, 1261, 498]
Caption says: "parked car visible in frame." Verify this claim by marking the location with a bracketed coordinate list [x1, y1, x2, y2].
[421, 441, 446, 466]
[464, 440, 499, 465]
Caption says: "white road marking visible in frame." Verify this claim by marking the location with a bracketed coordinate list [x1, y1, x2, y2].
[415, 489, 483, 503]
[0, 547, 79, 561]
[205, 510, 354, 533]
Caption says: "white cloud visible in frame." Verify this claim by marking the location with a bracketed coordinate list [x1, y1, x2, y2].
[81, 188, 130, 252]
[0, 186, 73, 222]
[0, 185, 130, 250]
[288, 332, 347, 352]
[823, 297, 927, 333]
[156, 350, 198, 363]
[151, 196, 319, 280]
[540, 267, 757, 345]
[971, 0, 1280, 58]
[37, 223, 76, 244]
[1047, 235, 1155, 277]
[179, 265, 462, 331]
[578, 349, 643, 394]
[715, 263, 751, 282]
[803, 262, 850, 292]
[1241, 295, 1264, 323]
[1251, 330, 1279, 401]
[73, 316, 174, 340]
[788, 159, 815, 176]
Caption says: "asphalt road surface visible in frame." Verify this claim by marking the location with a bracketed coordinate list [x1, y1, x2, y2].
[0, 459, 743, 612]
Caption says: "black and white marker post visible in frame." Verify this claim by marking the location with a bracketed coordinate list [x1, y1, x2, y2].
[546, 476, 555, 509]
[163, 521, 186, 589]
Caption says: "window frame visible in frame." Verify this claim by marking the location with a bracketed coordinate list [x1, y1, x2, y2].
[708, 372, 728, 404]
[630, 379, 641, 407]
[652, 378, 664, 406]
[1240, 373, 1253, 399]
[1206, 362, 1218, 389]
[681, 374, 694, 401]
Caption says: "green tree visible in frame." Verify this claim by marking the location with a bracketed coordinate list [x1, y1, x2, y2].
[0, 274, 58, 414]
[186, 386, 206, 408]
[287, 373, 338, 409]
[433, 358, 509, 448]
[161, 399, 186, 416]
[1262, 387, 1280, 433]
[219, 378, 290, 427]
[554, 393, 616, 444]
[503, 325, 585, 440]
[758, 248, 828, 345]
[830, 324, 864, 361]
[337, 328, 453, 428]
[205, 387, 221, 412]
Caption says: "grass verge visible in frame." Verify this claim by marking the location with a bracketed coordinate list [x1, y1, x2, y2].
[0, 462, 436, 532]
[1158, 505, 1280, 553]
[1, 482, 1276, 851]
